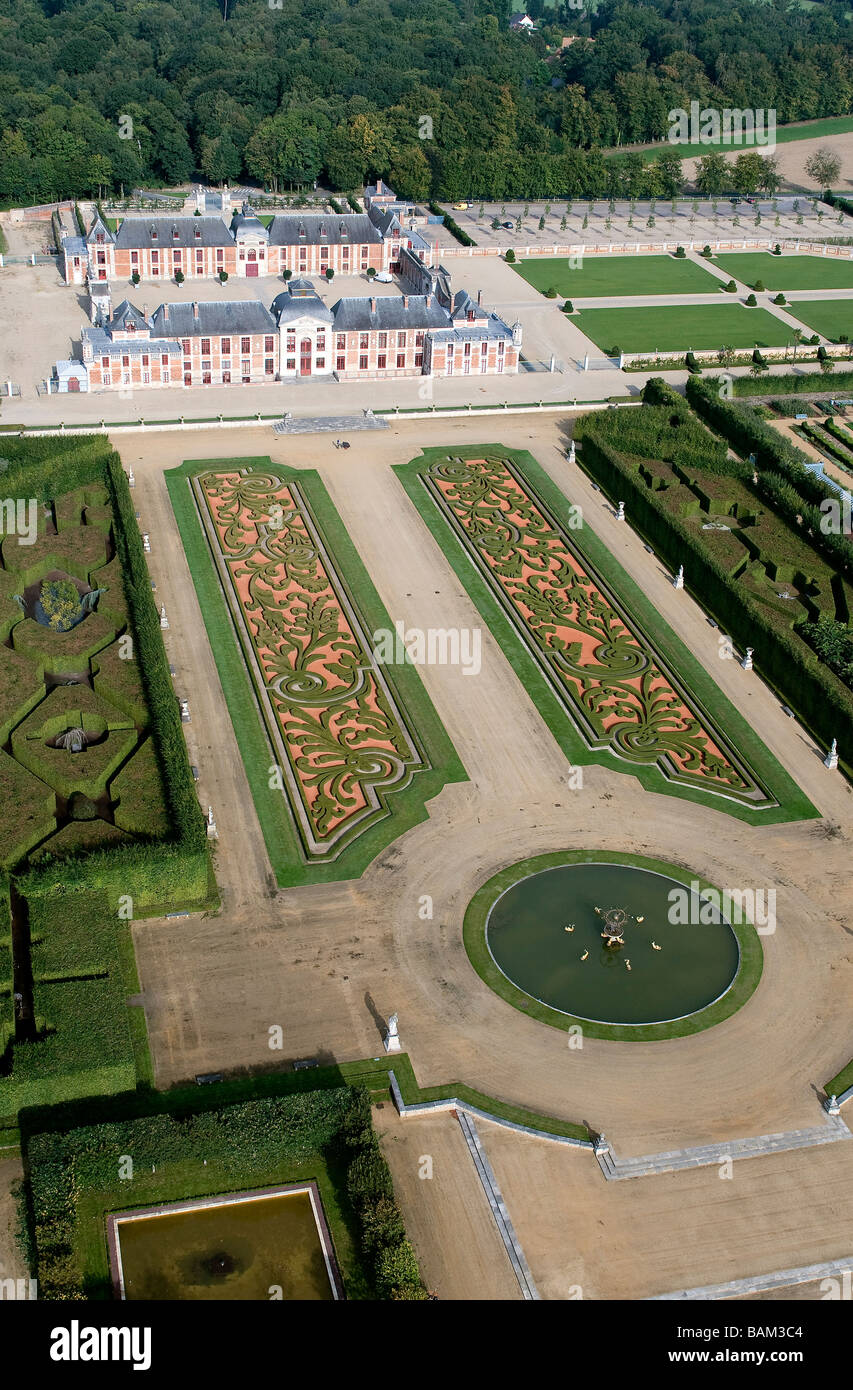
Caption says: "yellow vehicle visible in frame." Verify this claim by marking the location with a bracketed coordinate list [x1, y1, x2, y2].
[452, 201, 470, 210]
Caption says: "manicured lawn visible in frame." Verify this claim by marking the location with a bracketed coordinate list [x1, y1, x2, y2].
[575, 303, 794, 352]
[713, 253, 853, 291]
[785, 298, 853, 342]
[513, 253, 720, 298]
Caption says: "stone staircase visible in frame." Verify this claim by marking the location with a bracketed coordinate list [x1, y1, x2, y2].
[456, 1110, 540, 1300]
[596, 1114, 851, 1181]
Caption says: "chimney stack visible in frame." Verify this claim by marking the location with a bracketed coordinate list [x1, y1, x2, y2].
[193, 302, 199, 321]
[370, 296, 376, 313]
[477, 288, 482, 305]
[402, 294, 409, 310]
[143, 303, 148, 319]
[163, 303, 169, 323]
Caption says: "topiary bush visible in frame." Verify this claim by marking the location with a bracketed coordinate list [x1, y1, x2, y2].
[745, 293, 757, 306]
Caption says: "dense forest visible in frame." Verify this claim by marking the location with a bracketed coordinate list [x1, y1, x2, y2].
[0, 0, 851, 206]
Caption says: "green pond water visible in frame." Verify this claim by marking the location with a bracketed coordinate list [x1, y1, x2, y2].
[117, 1191, 334, 1301]
[486, 863, 740, 1025]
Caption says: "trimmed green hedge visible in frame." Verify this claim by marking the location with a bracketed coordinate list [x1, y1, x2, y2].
[686, 376, 853, 575]
[2, 976, 135, 1115]
[26, 1086, 425, 1300]
[576, 398, 853, 768]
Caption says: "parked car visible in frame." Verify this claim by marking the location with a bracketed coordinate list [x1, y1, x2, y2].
[374, 270, 393, 283]
[452, 201, 470, 211]
[502, 220, 514, 229]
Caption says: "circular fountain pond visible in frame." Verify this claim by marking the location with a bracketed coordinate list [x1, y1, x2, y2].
[474, 855, 759, 1034]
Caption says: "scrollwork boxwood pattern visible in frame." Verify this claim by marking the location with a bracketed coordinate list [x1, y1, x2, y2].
[195, 469, 426, 857]
[421, 454, 767, 804]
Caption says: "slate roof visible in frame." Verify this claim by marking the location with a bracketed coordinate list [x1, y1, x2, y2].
[61, 235, 86, 256]
[270, 282, 333, 327]
[107, 300, 151, 334]
[330, 294, 451, 333]
[82, 327, 181, 359]
[86, 214, 115, 245]
[267, 214, 383, 247]
[114, 217, 234, 250]
[148, 300, 277, 338]
[230, 207, 270, 240]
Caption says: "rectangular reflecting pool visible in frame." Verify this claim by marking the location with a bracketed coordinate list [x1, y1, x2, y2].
[107, 1182, 343, 1301]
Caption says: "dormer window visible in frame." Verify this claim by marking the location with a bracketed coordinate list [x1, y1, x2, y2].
[96, 233, 104, 245]
[298, 225, 306, 240]
[339, 222, 348, 238]
[195, 227, 201, 239]
[172, 226, 179, 240]
[151, 228, 158, 241]
[467, 309, 475, 322]
[319, 223, 327, 238]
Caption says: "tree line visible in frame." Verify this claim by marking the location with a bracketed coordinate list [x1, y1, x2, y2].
[0, 0, 850, 208]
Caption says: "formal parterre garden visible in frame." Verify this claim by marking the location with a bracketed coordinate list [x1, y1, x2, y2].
[24, 1084, 427, 1301]
[395, 446, 810, 822]
[575, 377, 853, 776]
[167, 459, 464, 886]
[0, 437, 212, 1126]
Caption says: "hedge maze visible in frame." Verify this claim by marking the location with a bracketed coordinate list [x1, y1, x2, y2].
[0, 481, 170, 865]
[0, 436, 210, 1122]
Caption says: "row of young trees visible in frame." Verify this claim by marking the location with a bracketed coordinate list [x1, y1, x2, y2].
[0, 0, 850, 208]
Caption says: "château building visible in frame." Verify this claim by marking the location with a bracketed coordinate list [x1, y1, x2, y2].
[59, 276, 520, 392]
